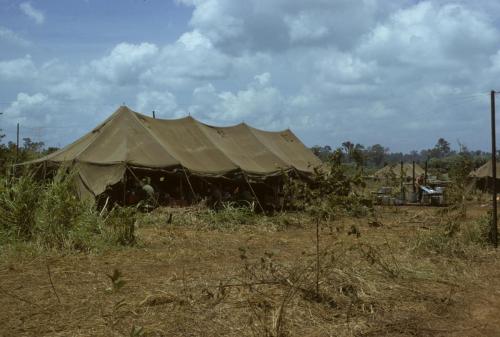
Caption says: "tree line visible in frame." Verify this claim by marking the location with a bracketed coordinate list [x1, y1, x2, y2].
[311, 138, 491, 173]
[0, 133, 59, 174]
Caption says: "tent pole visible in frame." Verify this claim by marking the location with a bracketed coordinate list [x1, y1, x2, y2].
[182, 167, 197, 202]
[126, 166, 143, 186]
[243, 173, 265, 213]
[412, 161, 416, 193]
[123, 168, 127, 205]
[400, 160, 405, 203]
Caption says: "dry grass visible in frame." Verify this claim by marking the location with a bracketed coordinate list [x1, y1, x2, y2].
[1, 204, 500, 336]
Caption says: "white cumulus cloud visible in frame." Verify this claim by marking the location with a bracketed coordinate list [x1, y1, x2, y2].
[3, 0, 500, 151]
[0, 55, 37, 80]
[0, 26, 31, 47]
[88, 42, 159, 85]
[19, 2, 45, 25]
[136, 91, 178, 117]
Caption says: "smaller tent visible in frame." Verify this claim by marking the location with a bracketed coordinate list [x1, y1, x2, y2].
[469, 160, 500, 178]
[373, 163, 424, 180]
[469, 160, 500, 192]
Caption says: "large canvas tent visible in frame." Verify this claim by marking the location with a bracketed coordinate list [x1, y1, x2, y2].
[24, 106, 322, 200]
[373, 163, 424, 180]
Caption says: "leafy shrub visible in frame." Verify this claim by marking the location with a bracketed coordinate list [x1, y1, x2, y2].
[0, 168, 138, 252]
[0, 173, 40, 241]
[104, 206, 137, 246]
[413, 216, 489, 258]
[36, 169, 89, 249]
[282, 149, 371, 221]
[461, 214, 490, 246]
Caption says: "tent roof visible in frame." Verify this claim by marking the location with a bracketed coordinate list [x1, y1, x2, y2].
[28, 106, 322, 177]
[373, 163, 425, 179]
[469, 160, 500, 178]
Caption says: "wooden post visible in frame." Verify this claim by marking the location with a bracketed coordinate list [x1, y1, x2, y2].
[15, 123, 19, 163]
[315, 217, 320, 298]
[152, 110, 156, 119]
[424, 160, 428, 185]
[400, 160, 405, 203]
[182, 168, 197, 202]
[491, 90, 498, 247]
[412, 161, 416, 193]
[243, 173, 265, 213]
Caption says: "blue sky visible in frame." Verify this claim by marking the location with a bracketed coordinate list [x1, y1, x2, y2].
[1, 0, 191, 60]
[1, 0, 500, 151]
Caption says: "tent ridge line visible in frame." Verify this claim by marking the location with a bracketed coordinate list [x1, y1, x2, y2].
[198, 121, 291, 174]
[129, 109, 183, 167]
[70, 114, 119, 160]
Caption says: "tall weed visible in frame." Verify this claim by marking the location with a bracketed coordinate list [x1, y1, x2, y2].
[0, 173, 40, 241]
[36, 170, 89, 248]
[413, 215, 489, 258]
[0, 169, 138, 252]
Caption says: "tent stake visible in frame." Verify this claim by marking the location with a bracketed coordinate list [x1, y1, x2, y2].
[243, 173, 265, 213]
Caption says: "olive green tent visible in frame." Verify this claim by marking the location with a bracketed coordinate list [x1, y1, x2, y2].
[469, 160, 500, 178]
[24, 106, 322, 200]
[373, 163, 424, 180]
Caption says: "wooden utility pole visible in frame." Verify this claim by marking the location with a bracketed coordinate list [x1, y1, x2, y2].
[15, 123, 19, 163]
[315, 218, 320, 298]
[400, 160, 405, 202]
[491, 90, 498, 247]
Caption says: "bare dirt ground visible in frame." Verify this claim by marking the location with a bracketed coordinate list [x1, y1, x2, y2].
[1, 205, 500, 337]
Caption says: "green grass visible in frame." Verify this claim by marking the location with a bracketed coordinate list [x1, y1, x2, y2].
[0, 169, 139, 253]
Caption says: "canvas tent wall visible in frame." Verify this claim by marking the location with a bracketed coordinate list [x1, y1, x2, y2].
[22, 106, 322, 200]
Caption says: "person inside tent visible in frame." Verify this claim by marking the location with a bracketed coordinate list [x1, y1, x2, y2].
[141, 177, 156, 201]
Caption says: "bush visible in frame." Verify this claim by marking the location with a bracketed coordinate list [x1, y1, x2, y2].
[282, 149, 371, 221]
[0, 168, 138, 252]
[104, 206, 137, 246]
[0, 173, 40, 241]
[413, 216, 489, 258]
[461, 214, 490, 246]
[36, 170, 89, 249]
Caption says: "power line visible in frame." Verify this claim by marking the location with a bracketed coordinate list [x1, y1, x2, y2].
[20, 125, 82, 130]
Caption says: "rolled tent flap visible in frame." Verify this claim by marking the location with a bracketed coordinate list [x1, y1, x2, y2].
[75, 162, 126, 200]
